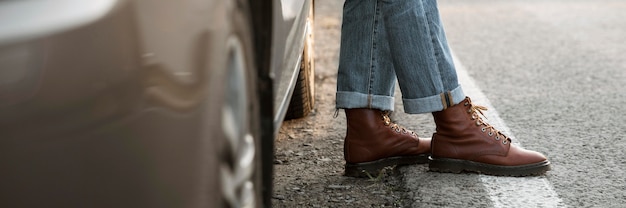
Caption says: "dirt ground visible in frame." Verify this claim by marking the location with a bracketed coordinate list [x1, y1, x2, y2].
[271, 1, 412, 207]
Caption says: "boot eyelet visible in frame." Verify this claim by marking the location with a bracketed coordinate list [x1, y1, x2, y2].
[488, 131, 493, 136]
[476, 121, 481, 126]
[401, 129, 407, 134]
[481, 127, 486, 132]
[495, 136, 500, 141]
[464, 102, 469, 106]
[395, 128, 401, 133]
[502, 140, 509, 145]
[467, 109, 472, 113]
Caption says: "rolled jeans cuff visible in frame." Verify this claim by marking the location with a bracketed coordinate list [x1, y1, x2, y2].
[402, 86, 465, 114]
[336, 91, 395, 111]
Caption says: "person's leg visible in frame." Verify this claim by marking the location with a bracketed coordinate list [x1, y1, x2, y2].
[336, 0, 396, 111]
[337, 0, 430, 178]
[380, 0, 464, 113]
[379, 0, 550, 176]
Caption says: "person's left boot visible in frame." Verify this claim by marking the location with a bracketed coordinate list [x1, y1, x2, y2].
[430, 97, 551, 176]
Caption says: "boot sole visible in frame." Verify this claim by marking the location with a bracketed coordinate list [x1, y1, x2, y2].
[429, 157, 551, 177]
[345, 154, 429, 178]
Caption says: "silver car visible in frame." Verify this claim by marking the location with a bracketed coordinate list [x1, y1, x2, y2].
[0, 0, 314, 207]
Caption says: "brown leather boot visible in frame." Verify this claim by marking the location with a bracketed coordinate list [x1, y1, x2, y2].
[430, 97, 550, 176]
[344, 108, 430, 177]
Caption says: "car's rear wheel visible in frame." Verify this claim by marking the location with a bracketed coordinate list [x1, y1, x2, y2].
[217, 3, 263, 208]
[285, 2, 315, 120]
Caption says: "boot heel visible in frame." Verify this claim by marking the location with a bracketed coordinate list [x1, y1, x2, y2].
[345, 159, 392, 178]
[429, 157, 465, 173]
[345, 155, 429, 178]
[344, 164, 384, 178]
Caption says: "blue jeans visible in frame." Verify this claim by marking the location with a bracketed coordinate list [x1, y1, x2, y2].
[336, 0, 465, 114]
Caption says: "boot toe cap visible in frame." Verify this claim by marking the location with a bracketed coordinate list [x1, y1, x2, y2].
[504, 145, 548, 166]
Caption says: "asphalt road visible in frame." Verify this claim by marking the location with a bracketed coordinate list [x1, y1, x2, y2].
[397, 0, 626, 207]
[306, 0, 626, 207]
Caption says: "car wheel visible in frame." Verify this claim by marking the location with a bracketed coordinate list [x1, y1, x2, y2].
[285, 2, 315, 120]
[218, 3, 263, 208]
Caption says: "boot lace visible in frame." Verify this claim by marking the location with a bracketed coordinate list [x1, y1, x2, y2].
[381, 111, 418, 138]
[465, 102, 511, 145]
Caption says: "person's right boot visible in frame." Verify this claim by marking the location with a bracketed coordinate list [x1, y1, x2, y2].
[430, 97, 551, 176]
[344, 108, 431, 178]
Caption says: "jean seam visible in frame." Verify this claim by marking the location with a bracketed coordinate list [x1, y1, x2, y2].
[421, 1, 445, 96]
[367, 0, 381, 108]
[424, 2, 452, 108]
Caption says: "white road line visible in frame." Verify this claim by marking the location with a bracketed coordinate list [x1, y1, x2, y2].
[452, 53, 566, 208]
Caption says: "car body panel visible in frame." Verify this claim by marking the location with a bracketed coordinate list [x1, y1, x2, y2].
[0, 0, 311, 207]
[271, 0, 311, 127]
[1, 1, 224, 207]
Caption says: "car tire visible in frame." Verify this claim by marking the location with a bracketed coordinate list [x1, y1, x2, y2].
[216, 2, 264, 208]
[285, 2, 315, 120]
